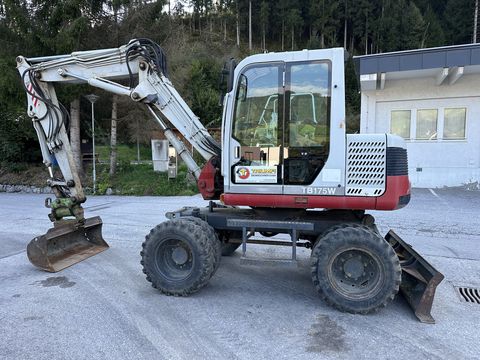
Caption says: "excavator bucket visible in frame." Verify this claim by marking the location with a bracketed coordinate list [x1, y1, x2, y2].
[385, 230, 444, 324]
[27, 216, 108, 272]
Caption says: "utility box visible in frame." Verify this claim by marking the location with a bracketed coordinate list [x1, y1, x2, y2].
[168, 146, 178, 179]
[151, 139, 169, 172]
[168, 165, 177, 179]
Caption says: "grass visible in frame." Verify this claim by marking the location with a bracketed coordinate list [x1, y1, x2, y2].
[0, 162, 47, 187]
[92, 144, 199, 195]
[1, 143, 200, 196]
[96, 144, 152, 163]
[92, 162, 198, 196]
[1, 161, 199, 196]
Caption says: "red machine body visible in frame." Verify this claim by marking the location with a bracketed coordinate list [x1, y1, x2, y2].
[222, 175, 410, 211]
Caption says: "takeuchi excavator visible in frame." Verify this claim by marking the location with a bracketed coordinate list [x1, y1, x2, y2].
[17, 38, 444, 323]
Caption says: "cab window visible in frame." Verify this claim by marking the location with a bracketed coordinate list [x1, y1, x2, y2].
[284, 61, 331, 185]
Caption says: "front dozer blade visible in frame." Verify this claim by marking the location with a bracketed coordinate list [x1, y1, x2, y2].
[386, 230, 444, 324]
[27, 216, 109, 272]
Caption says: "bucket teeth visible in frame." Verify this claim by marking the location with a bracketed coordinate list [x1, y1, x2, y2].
[27, 216, 109, 272]
[386, 230, 444, 324]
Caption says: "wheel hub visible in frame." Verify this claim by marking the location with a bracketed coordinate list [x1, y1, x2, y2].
[154, 238, 194, 281]
[343, 257, 364, 279]
[330, 248, 382, 297]
[171, 247, 189, 265]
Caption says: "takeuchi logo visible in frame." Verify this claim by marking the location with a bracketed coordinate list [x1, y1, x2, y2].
[237, 167, 250, 179]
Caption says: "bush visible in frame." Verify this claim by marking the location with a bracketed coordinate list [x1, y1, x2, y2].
[0, 111, 41, 163]
[2, 162, 28, 173]
[188, 59, 222, 127]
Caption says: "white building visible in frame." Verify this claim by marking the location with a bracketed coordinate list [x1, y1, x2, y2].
[354, 44, 480, 188]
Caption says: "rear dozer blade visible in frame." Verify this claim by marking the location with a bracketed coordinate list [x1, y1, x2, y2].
[27, 216, 109, 272]
[385, 230, 444, 324]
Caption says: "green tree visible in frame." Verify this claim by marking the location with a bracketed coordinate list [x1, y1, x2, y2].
[190, 0, 203, 31]
[377, 0, 401, 52]
[0, 57, 39, 163]
[259, 1, 269, 50]
[310, 0, 339, 48]
[422, 5, 445, 47]
[444, 0, 475, 44]
[286, 7, 303, 50]
[350, 0, 374, 54]
[0, 2, 39, 163]
[277, 0, 290, 50]
[188, 59, 222, 126]
[399, 1, 426, 50]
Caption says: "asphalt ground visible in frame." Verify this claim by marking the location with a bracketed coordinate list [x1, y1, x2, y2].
[0, 189, 479, 360]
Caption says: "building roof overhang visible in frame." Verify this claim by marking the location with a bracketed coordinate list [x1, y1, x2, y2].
[353, 43, 480, 91]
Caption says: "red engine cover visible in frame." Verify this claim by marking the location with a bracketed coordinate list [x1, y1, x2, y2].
[222, 175, 410, 211]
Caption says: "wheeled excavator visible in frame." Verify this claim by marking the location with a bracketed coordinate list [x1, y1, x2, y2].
[17, 38, 444, 323]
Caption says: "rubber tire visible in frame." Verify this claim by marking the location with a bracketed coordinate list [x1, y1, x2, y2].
[310, 225, 401, 314]
[319, 222, 379, 242]
[221, 242, 241, 256]
[180, 216, 221, 273]
[260, 231, 278, 237]
[141, 219, 217, 296]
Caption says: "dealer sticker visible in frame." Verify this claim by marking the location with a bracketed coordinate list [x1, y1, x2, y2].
[235, 166, 278, 184]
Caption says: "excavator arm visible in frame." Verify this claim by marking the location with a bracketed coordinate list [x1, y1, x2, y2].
[16, 38, 221, 271]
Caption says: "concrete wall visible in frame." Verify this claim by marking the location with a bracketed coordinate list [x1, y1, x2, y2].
[360, 73, 480, 188]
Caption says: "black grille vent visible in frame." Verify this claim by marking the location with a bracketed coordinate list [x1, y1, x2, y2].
[346, 138, 386, 196]
[386, 147, 408, 176]
[456, 286, 480, 304]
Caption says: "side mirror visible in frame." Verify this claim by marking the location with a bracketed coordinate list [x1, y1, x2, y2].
[225, 58, 236, 93]
[236, 74, 247, 101]
[219, 58, 237, 106]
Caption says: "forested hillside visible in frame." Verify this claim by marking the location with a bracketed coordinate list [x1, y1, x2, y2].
[0, 0, 477, 165]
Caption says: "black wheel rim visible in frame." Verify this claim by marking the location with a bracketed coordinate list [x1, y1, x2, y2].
[327, 247, 385, 300]
[154, 238, 194, 281]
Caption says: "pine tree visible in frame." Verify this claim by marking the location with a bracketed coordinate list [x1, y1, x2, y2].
[444, 0, 475, 44]
[277, 0, 290, 51]
[310, 0, 339, 48]
[350, 0, 374, 54]
[399, 1, 426, 50]
[259, 1, 269, 51]
[376, 0, 400, 52]
[422, 5, 446, 47]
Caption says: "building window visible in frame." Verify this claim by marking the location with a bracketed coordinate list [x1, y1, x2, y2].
[390, 110, 411, 139]
[416, 109, 438, 140]
[444, 108, 466, 140]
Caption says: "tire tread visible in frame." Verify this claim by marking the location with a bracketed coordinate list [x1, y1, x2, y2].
[310, 225, 401, 314]
[140, 219, 216, 296]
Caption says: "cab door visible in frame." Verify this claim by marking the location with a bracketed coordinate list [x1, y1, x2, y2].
[283, 61, 331, 188]
[228, 62, 284, 194]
